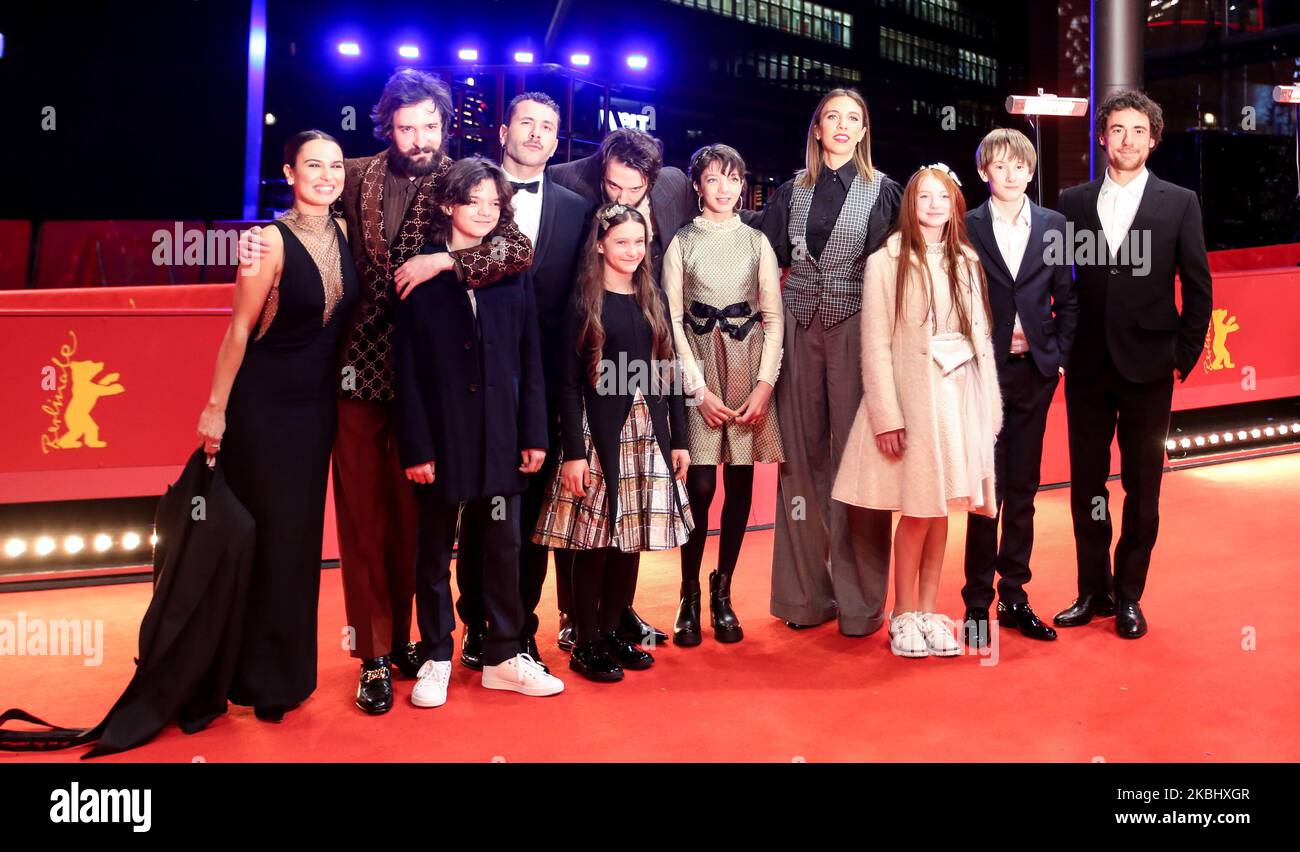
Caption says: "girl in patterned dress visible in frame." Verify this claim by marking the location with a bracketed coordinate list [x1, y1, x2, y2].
[663, 144, 785, 646]
[533, 203, 694, 683]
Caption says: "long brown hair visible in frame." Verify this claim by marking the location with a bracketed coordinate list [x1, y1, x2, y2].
[891, 167, 992, 345]
[573, 203, 675, 389]
[797, 88, 875, 188]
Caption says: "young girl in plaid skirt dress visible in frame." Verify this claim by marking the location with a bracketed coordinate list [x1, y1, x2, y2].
[533, 203, 694, 683]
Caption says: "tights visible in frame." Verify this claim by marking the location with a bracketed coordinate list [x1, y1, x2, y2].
[680, 464, 754, 586]
[572, 548, 640, 644]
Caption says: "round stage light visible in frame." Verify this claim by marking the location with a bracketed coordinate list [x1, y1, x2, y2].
[1165, 439, 1176, 451]
[94, 533, 113, 552]
[1224, 432, 1234, 442]
[1179, 438, 1191, 449]
[514, 51, 534, 63]
[1264, 426, 1276, 437]
[457, 48, 478, 61]
[264, 113, 276, 125]
[64, 535, 84, 555]
[1237, 430, 1248, 440]
[570, 53, 591, 67]
[122, 532, 142, 551]
[4, 538, 25, 558]
[338, 42, 361, 57]
[1280, 425, 1290, 435]
[626, 54, 648, 70]
[1208, 434, 1220, 445]
[35, 536, 56, 557]
[1194, 436, 1205, 446]
[1251, 428, 1262, 438]
[398, 45, 420, 59]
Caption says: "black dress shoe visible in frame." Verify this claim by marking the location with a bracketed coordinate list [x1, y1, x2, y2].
[673, 579, 703, 647]
[522, 635, 550, 673]
[602, 632, 654, 670]
[388, 641, 421, 679]
[1116, 600, 1148, 639]
[618, 605, 667, 647]
[962, 607, 990, 648]
[785, 621, 817, 630]
[998, 601, 1058, 641]
[569, 638, 623, 682]
[557, 612, 576, 653]
[708, 570, 744, 643]
[1053, 593, 1117, 627]
[254, 703, 293, 722]
[355, 657, 393, 715]
[460, 626, 485, 671]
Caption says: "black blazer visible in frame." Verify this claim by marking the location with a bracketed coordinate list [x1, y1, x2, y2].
[395, 260, 548, 503]
[529, 170, 590, 408]
[1058, 171, 1212, 384]
[967, 199, 1079, 377]
[548, 153, 693, 284]
[559, 289, 688, 528]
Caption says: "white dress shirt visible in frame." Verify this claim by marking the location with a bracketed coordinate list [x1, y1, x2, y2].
[1097, 166, 1149, 258]
[502, 166, 544, 246]
[990, 195, 1032, 354]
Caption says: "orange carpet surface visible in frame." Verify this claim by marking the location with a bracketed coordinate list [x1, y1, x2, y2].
[2, 453, 1297, 763]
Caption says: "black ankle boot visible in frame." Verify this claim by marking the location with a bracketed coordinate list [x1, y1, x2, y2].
[709, 570, 743, 643]
[673, 579, 703, 647]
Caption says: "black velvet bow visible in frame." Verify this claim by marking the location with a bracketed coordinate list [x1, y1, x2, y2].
[685, 300, 762, 341]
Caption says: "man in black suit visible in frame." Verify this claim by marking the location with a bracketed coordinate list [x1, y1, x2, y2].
[962, 129, 1078, 646]
[548, 127, 694, 646]
[1054, 90, 1212, 639]
[549, 126, 693, 287]
[456, 92, 589, 669]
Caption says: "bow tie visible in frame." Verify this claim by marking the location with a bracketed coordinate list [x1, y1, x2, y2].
[510, 180, 540, 194]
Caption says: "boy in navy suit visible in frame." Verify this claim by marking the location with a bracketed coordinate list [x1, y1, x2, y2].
[962, 128, 1079, 645]
[395, 157, 564, 705]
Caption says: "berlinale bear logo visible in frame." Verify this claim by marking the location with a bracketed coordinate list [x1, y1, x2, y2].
[1202, 307, 1239, 374]
[40, 331, 126, 453]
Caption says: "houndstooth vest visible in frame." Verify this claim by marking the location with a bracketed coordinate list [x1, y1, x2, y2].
[785, 171, 884, 329]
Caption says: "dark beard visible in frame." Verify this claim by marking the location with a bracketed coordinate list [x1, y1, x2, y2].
[389, 143, 441, 177]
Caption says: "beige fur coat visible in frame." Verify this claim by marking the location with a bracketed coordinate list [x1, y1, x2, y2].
[832, 233, 1002, 518]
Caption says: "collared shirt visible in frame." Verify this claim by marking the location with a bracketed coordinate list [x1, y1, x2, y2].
[805, 159, 857, 260]
[1097, 166, 1149, 257]
[990, 195, 1032, 354]
[502, 166, 545, 246]
[382, 168, 420, 247]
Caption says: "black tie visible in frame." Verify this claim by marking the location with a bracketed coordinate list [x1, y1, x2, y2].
[510, 180, 540, 194]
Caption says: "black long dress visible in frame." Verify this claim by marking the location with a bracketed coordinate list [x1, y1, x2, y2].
[222, 218, 358, 709]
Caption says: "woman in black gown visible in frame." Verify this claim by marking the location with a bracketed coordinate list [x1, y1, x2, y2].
[197, 130, 359, 721]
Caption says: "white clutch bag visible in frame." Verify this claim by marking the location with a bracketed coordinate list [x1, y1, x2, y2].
[931, 332, 975, 376]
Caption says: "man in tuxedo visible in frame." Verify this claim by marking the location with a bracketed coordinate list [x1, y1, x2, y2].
[962, 128, 1078, 646]
[456, 92, 589, 669]
[548, 127, 694, 646]
[1054, 90, 1212, 638]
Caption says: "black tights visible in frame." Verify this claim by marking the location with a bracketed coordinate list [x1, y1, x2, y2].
[680, 464, 754, 587]
[572, 548, 640, 645]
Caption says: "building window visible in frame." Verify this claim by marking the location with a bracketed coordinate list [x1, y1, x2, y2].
[879, 25, 997, 87]
[873, 0, 993, 41]
[662, 0, 853, 48]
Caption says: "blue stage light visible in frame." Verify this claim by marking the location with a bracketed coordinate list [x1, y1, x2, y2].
[458, 48, 479, 61]
[570, 53, 591, 67]
[338, 42, 361, 57]
[398, 45, 420, 59]
[514, 51, 534, 63]
[626, 54, 648, 70]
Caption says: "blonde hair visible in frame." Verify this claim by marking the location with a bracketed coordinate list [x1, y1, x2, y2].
[975, 127, 1037, 175]
[797, 88, 875, 188]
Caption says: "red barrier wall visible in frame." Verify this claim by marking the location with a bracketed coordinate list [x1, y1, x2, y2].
[2, 261, 1296, 559]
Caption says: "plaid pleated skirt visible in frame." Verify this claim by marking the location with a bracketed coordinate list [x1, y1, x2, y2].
[532, 391, 694, 552]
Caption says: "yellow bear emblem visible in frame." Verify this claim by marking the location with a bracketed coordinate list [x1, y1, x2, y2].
[56, 360, 125, 448]
[1203, 308, 1238, 373]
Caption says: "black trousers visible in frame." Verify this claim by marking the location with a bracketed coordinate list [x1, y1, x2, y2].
[1065, 354, 1174, 603]
[416, 491, 524, 666]
[962, 355, 1059, 610]
[456, 414, 575, 639]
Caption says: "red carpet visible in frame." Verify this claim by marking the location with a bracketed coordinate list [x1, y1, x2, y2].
[3, 453, 1298, 762]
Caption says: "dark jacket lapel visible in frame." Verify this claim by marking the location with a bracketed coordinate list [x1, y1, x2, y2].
[1013, 201, 1049, 286]
[970, 201, 1013, 286]
[534, 170, 559, 269]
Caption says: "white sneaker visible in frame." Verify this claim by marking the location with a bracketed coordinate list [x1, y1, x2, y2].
[919, 613, 962, 657]
[411, 659, 452, 707]
[889, 611, 929, 658]
[482, 653, 565, 697]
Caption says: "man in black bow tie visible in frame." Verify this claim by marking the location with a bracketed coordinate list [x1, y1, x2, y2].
[455, 93, 589, 671]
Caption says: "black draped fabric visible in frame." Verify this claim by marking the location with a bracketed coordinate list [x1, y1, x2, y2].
[222, 220, 358, 708]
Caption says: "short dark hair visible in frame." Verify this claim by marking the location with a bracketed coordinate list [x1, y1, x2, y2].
[370, 68, 453, 143]
[598, 128, 662, 189]
[283, 129, 340, 167]
[689, 143, 747, 185]
[1095, 89, 1165, 146]
[505, 91, 561, 127]
[431, 156, 516, 244]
